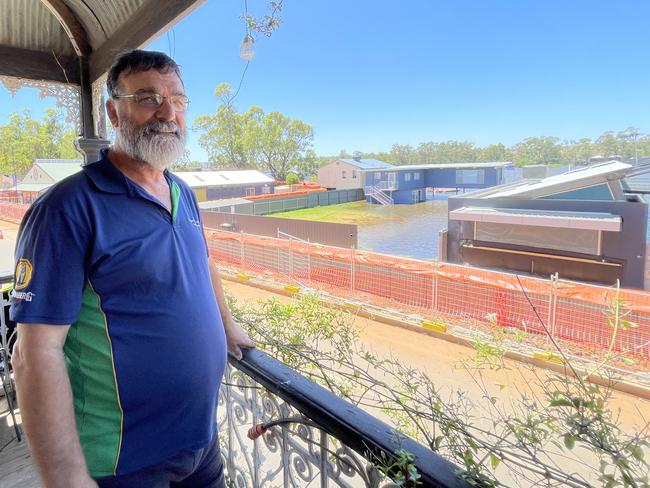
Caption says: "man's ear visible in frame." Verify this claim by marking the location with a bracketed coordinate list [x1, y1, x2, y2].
[106, 99, 119, 127]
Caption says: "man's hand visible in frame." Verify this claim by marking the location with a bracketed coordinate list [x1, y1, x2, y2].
[224, 320, 256, 360]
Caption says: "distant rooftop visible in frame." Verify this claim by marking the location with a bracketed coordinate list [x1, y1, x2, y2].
[173, 170, 274, 188]
[337, 158, 393, 170]
[34, 161, 83, 182]
[462, 160, 639, 200]
[377, 162, 513, 172]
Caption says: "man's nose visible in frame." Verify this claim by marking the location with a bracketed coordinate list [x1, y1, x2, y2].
[155, 98, 176, 121]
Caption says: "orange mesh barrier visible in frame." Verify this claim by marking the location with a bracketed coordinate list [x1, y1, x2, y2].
[244, 188, 326, 201]
[0, 200, 29, 222]
[206, 229, 650, 360]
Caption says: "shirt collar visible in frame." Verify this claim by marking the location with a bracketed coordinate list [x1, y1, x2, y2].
[83, 148, 130, 194]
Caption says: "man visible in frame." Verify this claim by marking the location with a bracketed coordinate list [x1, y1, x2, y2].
[10, 50, 255, 488]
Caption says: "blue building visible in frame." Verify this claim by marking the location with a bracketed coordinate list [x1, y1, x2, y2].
[363, 162, 512, 204]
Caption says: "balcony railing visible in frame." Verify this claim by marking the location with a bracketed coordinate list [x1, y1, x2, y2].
[219, 349, 469, 488]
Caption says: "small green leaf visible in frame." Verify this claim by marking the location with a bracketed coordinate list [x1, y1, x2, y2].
[563, 434, 576, 450]
[630, 445, 645, 461]
[490, 454, 500, 470]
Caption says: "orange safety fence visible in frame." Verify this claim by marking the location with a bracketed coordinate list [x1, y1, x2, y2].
[1, 198, 648, 360]
[0, 200, 29, 221]
[205, 229, 650, 359]
[244, 188, 326, 201]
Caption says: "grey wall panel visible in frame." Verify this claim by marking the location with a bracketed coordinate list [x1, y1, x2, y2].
[201, 212, 358, 248]
[446, 197, 647, 288]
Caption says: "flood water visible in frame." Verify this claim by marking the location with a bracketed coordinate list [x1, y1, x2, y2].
[356, 195, 449, 260]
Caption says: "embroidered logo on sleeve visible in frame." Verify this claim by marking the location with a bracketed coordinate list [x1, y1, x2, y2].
[15, 258, 33, 290]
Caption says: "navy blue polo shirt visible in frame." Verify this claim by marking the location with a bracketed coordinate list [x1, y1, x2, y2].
[10, 149, 227, 477]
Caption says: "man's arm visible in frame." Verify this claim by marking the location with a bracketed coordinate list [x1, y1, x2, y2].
[209, 261, 255, 359]
[12, 324, 97, 488]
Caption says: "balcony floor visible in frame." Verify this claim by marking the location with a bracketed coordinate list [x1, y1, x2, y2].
[0, 398, 38, 488]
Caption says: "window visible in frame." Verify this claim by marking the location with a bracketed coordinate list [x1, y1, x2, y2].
[414, 172, 421, 180]
[475, 223, 600, 255]
[404, 172, 411, 181]
[456, 169, 485, 185]
[352, 170, 357, 179]
[245, 187, 256, 196]
[262, 184, 271, 194]
[342, 170, 347, 179]
[375, 172, 381, 180]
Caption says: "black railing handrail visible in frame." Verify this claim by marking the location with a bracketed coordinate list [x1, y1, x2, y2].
[231, 349, 471, 488]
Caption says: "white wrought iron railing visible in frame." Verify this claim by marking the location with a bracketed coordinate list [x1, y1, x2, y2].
[218, 350, 469, 488]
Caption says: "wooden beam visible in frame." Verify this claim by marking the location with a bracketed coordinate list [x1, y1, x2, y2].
[0, 45, 80, 84]
[40, 0, 92, 57]
[89, 0, 207, 82]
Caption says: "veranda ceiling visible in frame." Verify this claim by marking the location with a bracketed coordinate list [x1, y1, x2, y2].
[0, 0, 206, 85]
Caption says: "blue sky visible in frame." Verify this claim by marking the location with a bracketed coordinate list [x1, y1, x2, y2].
[1, 1, 650, 160]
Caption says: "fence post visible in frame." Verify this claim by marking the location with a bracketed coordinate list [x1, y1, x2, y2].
[307, 239, 312, 284]
[289, 238, 294, 279]
[240, 231, 245, 266]
[350, 246, 355, 292]
[432, 263, 438, 312]
[277, 228, 281, 273]
[547, 273, 558, 341]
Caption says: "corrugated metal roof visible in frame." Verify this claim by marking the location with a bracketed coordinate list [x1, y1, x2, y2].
[36, 162, 83, 181]
[199, 198, 252, 209]
[0, 0, 77, 56]
[0, 0, 146, 56]
[15, 183, 55, 193]
[338, 159, 394, 170]
[463, 161, 634, 199]
[377, 162, 513, 171]
[622, 172, 650, 194]
[174, 170, 274, 188]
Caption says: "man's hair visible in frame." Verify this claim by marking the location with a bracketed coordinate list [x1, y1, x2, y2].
[106, 50, 182, 97]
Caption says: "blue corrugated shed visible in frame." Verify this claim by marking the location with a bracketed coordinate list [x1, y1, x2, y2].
[339, 158, 393, 170]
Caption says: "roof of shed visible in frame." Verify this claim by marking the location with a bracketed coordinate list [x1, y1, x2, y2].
[35, 161, 83, 181]
[173, 170, 274, 188]
[337, 159, 394, 170]
[462, 161, 638, 200]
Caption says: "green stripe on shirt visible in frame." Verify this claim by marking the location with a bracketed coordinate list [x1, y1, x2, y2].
[64, 281, 124, 476]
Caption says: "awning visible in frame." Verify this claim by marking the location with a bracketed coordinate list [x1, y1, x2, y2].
[449, 207, 621, 232]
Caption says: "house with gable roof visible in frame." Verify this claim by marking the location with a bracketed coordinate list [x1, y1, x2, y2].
[317, 156, 393, 190]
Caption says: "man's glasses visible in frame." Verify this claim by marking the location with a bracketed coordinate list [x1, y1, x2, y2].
[113, 91, 190, 112]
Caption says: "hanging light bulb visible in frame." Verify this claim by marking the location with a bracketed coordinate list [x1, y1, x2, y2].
[240, 34, 255, 61]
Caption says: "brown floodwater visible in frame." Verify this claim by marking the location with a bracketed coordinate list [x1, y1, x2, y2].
[355, 195, 449, 260]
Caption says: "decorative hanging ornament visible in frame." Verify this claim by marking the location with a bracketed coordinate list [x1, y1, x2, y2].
[240, 34, 255, 61]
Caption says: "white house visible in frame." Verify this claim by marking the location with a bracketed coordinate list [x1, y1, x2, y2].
[18, 159, 83, 193]
[317, 157, 393, 190]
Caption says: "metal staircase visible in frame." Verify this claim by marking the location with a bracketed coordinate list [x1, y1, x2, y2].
[364, 185, 394, 205]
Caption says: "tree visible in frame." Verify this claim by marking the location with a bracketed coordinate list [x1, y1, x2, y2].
[511, 136, 560, 166]
[389, 144, 417, 165]
[246, 110, 314, 180]
[193, 84, 314, 180]
[0, 109, 78, 177]
[294, 148, 320, 180]
[480, 143, 509, 162]
[193, 84, 257, 169]
[595, 131, 622, 159]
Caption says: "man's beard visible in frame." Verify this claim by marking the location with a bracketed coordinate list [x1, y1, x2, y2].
[113, 118, 186, 171]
